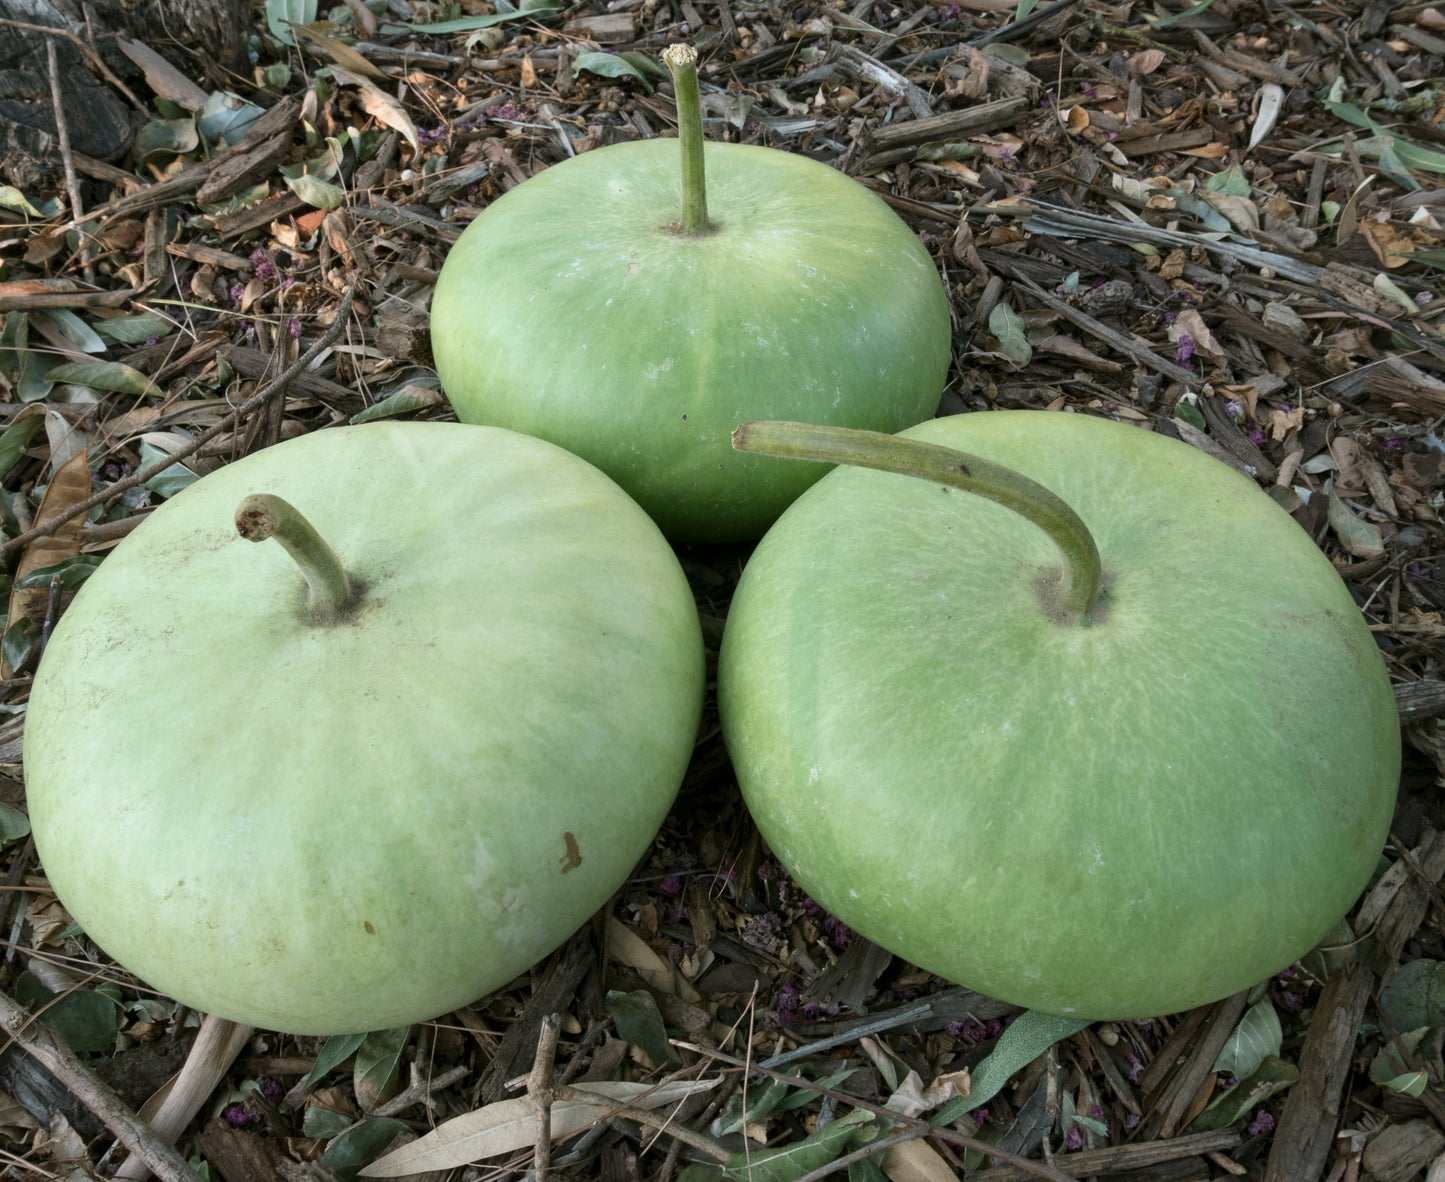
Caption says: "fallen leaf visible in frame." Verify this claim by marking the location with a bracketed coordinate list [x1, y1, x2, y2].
[2, 448, 91, 676]
[330, 67, 420, 153]
[359, 1079, 719, 1175]
[607, 917, 703, 1003]
[884, 1139, 959, 1182]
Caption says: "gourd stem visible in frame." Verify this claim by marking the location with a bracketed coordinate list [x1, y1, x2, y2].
[732, 420, 1103, 618]
[663, 43, 711, 235]
[235, 493, 354, 619]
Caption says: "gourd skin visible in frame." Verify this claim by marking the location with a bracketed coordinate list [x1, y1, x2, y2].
[431, 139, 952, 542]
[25, 423, 705, 1035]
[719, 411, 1399, 1019]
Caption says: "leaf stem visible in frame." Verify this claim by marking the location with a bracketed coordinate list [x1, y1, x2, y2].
[235, 494, 354, 620]
[731, 420, 1103, 619]
[663, 43, 711, 236]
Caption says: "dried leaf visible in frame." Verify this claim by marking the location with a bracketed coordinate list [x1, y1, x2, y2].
[1248, 84, 1285, 149]
[1128, 49, 1165, 75]
[330, 67, 419, 153]
[3, 447, 91, 675]
[883, 1139, 959, 1182]
[607, 917, 702, 1003]
[1326, 478, 1385, 559]
[359, 1079, 720, 1176]
[291, 22, 389, 80]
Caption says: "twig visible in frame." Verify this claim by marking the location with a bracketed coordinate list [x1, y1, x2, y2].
[551, 1084, 732, 1163]
[45, 37, 90, 284]
[0, 989, 201, 1182]
[0, 280, 359, 559]
[672, 1040, 1080, 1182]
[370, 1062, 469, 1118]
[114, 1014, 255, 1181]
[793, 1124, 933, 1182]
[528, 1013, 562, 1180]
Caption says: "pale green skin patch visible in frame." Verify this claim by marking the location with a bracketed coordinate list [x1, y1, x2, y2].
[719, 411, 1399, 1019]
[431, 139, 952, 542]
[26, 423, 705, 1034]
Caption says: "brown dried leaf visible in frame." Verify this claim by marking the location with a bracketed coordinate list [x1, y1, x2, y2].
[2, 448, 91, 676]
[1129, 49, 1166, 75]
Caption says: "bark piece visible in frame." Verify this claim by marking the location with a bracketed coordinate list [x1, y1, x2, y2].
[1362, 1121, 1445, 1182]
[196, 93, 304, 205]
[1264, 829, 1445, 1182]
[192, 1118, 285, 1182]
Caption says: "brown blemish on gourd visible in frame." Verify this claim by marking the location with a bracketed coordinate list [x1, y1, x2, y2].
[364, 921, 376, 935]
[559, 832, 582, 874]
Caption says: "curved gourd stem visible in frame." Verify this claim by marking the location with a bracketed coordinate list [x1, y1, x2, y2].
[235, 494, 354, 620]
[732, 420, 1104, 619]
[662, 43, 712, 236]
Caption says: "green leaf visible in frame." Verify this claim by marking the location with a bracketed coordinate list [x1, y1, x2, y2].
[268, 0, 319, 44]
[16, 555, 102, 591]
[136, 117, 200, 166]
[1380, 1069, 1429, 1097]
[41, 309, 107, 354]
[199, 91, 266, 146]
[405, 0, 558, 32]
[573, 51, 648, 85]
[777, 1067, 856, 1111]
[285, 173, 346, 209]
[354, 1025, 411, 1109]
[92, 311, 174, 345]
[1173, 401, 1207, 431]
[1145, 0, 1218, 27]
[320, 1117, 410, 1180]
[350, 384, 442, 424]
[711, 1074, 796, 1136]
[15, 974, 122, 1055]
[1193, 1053, 1298, 1129]
[605, 988, 672, 1065]
[0, 187, 43, 217]
[139, 442, 199, 500]
[304, 1105, 357, 1138]
[302, 1031, 368, 1089]
[1213, 998, 1282, 1079]
[1370, 1026, 1428, 1091]
[0, 414, 44, 483]
[1379, 959, 1445, 1035]
[938, 1011, 1090, 1119]
[717, 1107, 877, 1182]
[988, 303, 1031, 367]
[1205, 163, 1250, 197]
[0, 804, 29, 847]
[2, 618, 40, 676]
[46, 360, 161, 398]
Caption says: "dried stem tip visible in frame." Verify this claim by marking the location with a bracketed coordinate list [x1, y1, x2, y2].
[235, 493, 354, 621]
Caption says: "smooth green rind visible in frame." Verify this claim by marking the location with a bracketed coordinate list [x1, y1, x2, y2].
[431, 139, 951, 541]
[26, 422, 705, 1034]
[718, 411, 1399, 1019]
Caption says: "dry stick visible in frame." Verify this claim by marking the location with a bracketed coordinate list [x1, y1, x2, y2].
[113, 1014, 256, 1182]
[550, 1083, 732, 1164]
[0, 282, 359, 559]
[671, 1040, 1080, 1182]
[45, 37, 90, 285]
[528, 1013, 562, 1180]
[0, 989, 201, 1182]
